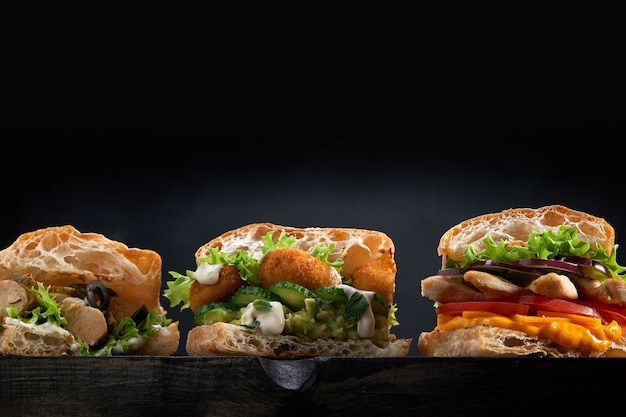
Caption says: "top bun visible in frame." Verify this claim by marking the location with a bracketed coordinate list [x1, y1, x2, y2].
[196, 223, 397, 305]
[0, 225, 164, 320]
[437, 205, 615, 267]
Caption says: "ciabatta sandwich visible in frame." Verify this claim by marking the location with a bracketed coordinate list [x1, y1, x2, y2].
[0, 225, 180, 356]
[164, 223, 411, 358]
[419, 205, 626, 357]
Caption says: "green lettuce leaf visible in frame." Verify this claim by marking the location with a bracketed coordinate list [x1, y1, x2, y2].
[164, 230, 345, 311]
[447, 225, 626, 279]
[80, 308, 172, 356]
[5, 282, 66, 327]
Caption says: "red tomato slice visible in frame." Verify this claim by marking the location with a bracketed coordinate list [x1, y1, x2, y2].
[502, 295, 602, 319]
[436, 301, 529, 316]
[575, 300, 626, 326]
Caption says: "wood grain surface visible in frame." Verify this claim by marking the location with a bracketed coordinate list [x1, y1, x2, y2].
[0, 356, 619, 416]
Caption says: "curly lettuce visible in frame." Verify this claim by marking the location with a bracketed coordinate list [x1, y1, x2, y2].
[164, 230, 345, 312]
[6, 282, 171, 356]
[5, 282, 66, 327]
[447, 225, 626, 279]
[81, 309, 172, 356]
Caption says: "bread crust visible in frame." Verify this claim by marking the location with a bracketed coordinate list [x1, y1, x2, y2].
[437, 205, 614, 267]
[418, 326, 626, 358]
[0, 319, 80, 356]
[187, 322, 411, 358]
[0, 225, 180, 356]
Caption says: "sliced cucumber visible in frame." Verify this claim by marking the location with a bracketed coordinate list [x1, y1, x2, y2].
[371, 293, 389, 315]
[229, 286, 280, 307]
[314, 286, 348, 304]
[194, 302, 239, 325]
[268, 281, 319, 311]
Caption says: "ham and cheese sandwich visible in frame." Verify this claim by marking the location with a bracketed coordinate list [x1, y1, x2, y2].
[419, 205, 626, 357]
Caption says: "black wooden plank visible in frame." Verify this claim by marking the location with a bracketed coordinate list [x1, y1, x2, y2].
[0, 356, 620, 416]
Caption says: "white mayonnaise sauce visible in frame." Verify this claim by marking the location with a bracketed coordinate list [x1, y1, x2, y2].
[337, 284, 376, 338]
[5, 317, 71, 336]
[111, 336, 143, 354]
[191, 262, 223, 285]
[241, 301, 285, 335]
[5, 317, 81, 353]
[328, 267, 343, 286]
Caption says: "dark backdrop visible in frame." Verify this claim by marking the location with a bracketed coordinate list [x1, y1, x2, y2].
[3, 123, 624, 356]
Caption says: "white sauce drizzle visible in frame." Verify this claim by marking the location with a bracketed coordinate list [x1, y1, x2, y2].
[4, 317, 81, 353]
[241, 301, 285, 335]
[111, 336, 143, 354]
[328, 267, 343, 286]
[191, 262, 223, 285]
[5, 317, 72, 336]
[337, 284, 376, 338]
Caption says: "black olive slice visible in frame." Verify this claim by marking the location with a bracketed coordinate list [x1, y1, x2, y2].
[85, 281, 110, 311]
[131, 305, 149, 326]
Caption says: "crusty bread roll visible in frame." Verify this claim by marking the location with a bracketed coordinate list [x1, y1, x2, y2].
[438, 205, 614, 267]
[0, 225, 180, 356]
[418, 326, 626, 358]
[187, 322, 412, 358]
[185, 223, 411, 358]
[419, 205, 626, 358]
[0, 319, 79, 356]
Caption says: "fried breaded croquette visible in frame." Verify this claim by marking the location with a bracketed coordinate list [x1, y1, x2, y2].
[257, 247, 342, 290]
[350, 254, 396, 307]
[189, 264, 244, 312]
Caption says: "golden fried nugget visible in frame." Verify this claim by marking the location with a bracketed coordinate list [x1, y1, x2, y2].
[350, 255, 396, 306]
[189, 264, 244, 312]
[257, 247, 342, 290]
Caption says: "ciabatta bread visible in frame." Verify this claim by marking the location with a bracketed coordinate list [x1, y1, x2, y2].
[0, 225, 180, 356]
[0, 319, 79, 356]
[418, 326, 626, 358]
[185, 223, 411, 358]
[438, 205, 614, 268]
[187, 322, 412, 358]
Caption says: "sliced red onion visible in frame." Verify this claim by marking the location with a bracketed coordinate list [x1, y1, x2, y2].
[516, 258, 581, 273]
[437, 257, 611, 282]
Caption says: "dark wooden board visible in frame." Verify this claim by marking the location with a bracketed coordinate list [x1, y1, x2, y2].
[0, 356, 618, 416]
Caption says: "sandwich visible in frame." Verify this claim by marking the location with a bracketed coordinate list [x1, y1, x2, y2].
[0, 225, 180, 356]
[419, 204, 626, 357]
[164, 223, 412, 358]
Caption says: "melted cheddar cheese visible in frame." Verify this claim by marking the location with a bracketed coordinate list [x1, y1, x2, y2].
[436, 311, 622, 352]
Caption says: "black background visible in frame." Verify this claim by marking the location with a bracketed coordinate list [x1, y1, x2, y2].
[3, 122, 624, 356]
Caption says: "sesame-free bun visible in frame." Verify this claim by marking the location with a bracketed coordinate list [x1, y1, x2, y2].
[187, 322, 411, 358]
[437, 205, 614, 268]
[418, 325, 626, 358]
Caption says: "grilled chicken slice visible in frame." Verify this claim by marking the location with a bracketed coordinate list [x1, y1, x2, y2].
[528, 272, 579, 300]
[61, 297, 108, 346]
[0, 279, 37, 317]
[463, 270, 533, 299]
[571, 276, 626, 304]
[421, 275, 487, 303]
[423, 268, 626, 307]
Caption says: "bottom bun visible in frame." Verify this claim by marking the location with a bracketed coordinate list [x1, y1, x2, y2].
[132, 321, 180, 356]
[418, 325, 626, 358]
[186, 322, 412, 358]
[1, 320, 80, 356]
